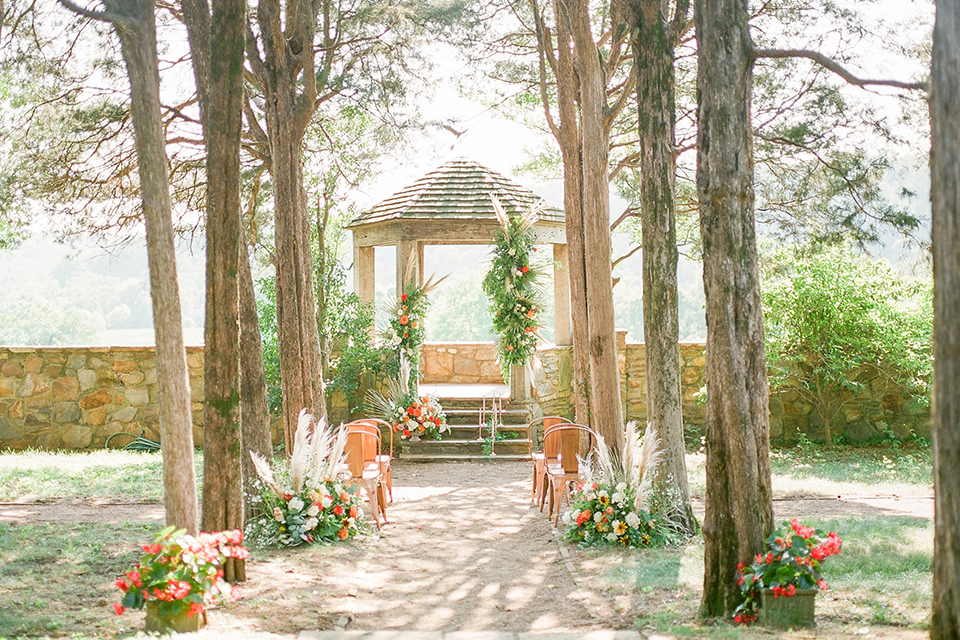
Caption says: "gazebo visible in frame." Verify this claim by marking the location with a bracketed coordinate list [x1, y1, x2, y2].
[347, 158, 570, 398]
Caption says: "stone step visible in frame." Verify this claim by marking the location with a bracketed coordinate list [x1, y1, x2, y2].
[399, 438, 531, 458]
[400, 452, 531, 463]
[442, 407, 532, 425]
[444, 424, 530, 439]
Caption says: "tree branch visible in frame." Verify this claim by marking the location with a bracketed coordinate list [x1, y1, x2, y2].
[612, 243, 642, 269]
[753, 48, 928, 93]
[57, 0, 132, 28]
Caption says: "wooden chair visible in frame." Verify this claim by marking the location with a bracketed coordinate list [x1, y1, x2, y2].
[543, 423, 598, 525]
[527, 416, 566, 505]
[537, 421, 580, 513]
[345, 418, 394, 503]
[337, 424, 388, 530]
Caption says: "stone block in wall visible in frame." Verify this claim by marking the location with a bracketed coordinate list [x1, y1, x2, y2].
[52, 377, 80, 401]
[20, 373, 50, 397]
[2, 362, 23, 376]
[125, 387, 149, 406]
[0, 378, 14, 397]
[79, 389, 113, 409]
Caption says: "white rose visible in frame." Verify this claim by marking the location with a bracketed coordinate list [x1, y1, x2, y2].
[305, 517, 319, 531]
[508, 248, 516, 256]
[306, 504, 320, 517]
[612, 492, 623, 504]
[321, 495, 333, 509]
[626, 512, 641, 529]
[606, 533, 618, 542]
[288, 496, 304, 511]
[593, 511, 603, 523]
[616, 482, 627, 492]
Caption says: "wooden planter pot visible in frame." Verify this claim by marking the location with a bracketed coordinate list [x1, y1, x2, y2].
[760, 587, 817, 628]
[145, 601, 206, 634]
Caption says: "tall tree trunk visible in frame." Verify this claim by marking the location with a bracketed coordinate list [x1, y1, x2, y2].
[239, 235, 273, 518]
[625, 0, 697, 534]
[182, 0, 246, 581]
[930, 1, 960, 636]
[255, 0, 327, 451]
[70, 0, 199, 533]
[551, 0, 590, 427]
[695, 0, 774, 618]
[555, 0, 624, 448]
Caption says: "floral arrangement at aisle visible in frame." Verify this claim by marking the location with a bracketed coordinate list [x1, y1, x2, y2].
[247, 411, 366, 547]
[481, 196, 546, 378]
[382, 271, 448, 391]
[733, 520, 843, 624]
[114, 526, 247, 621]
[562, 422, 680, 548]
[365, 358, 449, 441]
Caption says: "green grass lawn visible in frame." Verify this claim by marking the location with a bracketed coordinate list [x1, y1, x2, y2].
[0, 444, 936, 638]
[0, 449, 203, 501]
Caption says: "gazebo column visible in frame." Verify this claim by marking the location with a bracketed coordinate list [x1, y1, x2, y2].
[354, 244, 376, 342]
[396, 239, 423, 294]
[552, 243, 572, 346]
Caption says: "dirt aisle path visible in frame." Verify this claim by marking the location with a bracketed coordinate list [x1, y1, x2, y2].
[229, 460, 617, 635]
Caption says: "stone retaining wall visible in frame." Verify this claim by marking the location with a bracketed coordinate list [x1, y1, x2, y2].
[0, 346, 206, 451]
[420, 342, 503, 385]
[534, 339, 930, 444]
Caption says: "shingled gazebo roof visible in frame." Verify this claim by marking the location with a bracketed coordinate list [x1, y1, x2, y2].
[348, 158, 565, 231]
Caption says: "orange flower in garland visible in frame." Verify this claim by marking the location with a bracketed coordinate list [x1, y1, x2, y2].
[482, 197, 546, 378]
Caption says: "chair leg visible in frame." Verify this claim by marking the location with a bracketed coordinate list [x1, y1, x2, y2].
[364, 482, 381, 530]
[386, 468, 393, 503]
[554, 480, 570, 526]
[531, 462, 538, 503]
[377, 481, 389, 523]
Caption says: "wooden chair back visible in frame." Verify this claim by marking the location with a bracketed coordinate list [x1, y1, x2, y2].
[543, 423, 596, 474]
[528, 415, 566, 453]
[347, 418, 393, 459]
[340, 425, 381, 478]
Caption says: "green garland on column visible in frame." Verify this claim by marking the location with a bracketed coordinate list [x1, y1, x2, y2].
[482, 197, 546, 379]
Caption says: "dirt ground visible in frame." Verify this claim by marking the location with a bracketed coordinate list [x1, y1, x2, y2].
[0, 460, 935, 638]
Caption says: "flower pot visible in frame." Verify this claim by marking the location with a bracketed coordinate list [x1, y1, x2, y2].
[760, 587, 817, 628]
[408, 434, 421, 442]
[145, 601, 206, 634]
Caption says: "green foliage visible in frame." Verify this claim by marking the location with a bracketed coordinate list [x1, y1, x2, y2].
[0, 299, 97, 345]
[320, 261, 396, 413]
[482, 203, 545, 377]
[762, 245, 932, 443]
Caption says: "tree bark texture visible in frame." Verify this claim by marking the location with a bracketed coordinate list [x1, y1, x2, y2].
[694, 0, 774, 618]
[253, 0, 327, 453]
[239, 235, 273, 518]
[930, 1, 960, 636]
[182, 0, 247, 581]
[624, 0, 697, 534]
[101, 0, 198, 533]
[554, 0, 624, 448]
[549, 0, 591, 427]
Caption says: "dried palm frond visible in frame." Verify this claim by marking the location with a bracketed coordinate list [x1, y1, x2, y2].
[319, 425, 349, 481]
[289, 409, 313, 493]
[491, 195, 511, 232]
[633, 422, 663, 513]
[420, 271, 450, 297]
[249, 451, 284, 498]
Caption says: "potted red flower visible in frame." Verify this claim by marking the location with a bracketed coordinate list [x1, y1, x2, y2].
[114, 525, 248, 633]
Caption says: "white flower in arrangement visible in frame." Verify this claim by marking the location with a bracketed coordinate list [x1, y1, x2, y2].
[625, 511, 641, 529]
[288, 496, 304, 511]
[562, 510, 575, 526]
[616, 482, 627, 493]
[306, 504, 320, 517]
[273, 507, 284, 522]
[611, 519, 622, 531]
[593, 511, 603, 523]
[598, 489, 609, 499]
[321, 495, 333, 509]
[612, 492, 624, 505]
[606, 533, 618, 542]
[508, 248, 516, 256]
[516, 270, 523, 277]
[584, 490, 596, 501]
[348, 517, 357, 526]
[305, 517, 319, 531]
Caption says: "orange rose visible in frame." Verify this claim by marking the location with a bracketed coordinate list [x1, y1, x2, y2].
[337, 528, 349, 541]
[399, 315, 409, 325]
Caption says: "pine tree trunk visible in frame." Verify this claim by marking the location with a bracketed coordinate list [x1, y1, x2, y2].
[627, 0, 697, 534]
[97, 0, 198, 534]
[556, 0, 624, 448]
[930, 1, 960, 636]
[238, 236, 273, 518]
[255, 0, 327, 451]
[552, 0, 590, 426]
[182, 0, 246, 581]
[694, 0, 774, 618]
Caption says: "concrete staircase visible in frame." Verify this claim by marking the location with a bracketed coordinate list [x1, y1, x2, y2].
[399, 393, 534, 462]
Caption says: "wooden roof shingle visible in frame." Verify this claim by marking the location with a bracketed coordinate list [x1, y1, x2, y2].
[348, 158, 564, 228]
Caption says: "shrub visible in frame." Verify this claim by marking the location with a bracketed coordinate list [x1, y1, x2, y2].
[762, 246, 932, 444]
